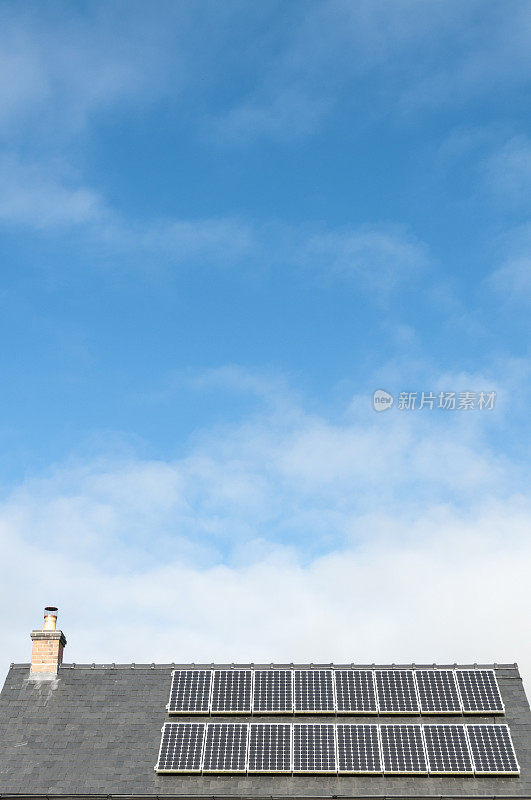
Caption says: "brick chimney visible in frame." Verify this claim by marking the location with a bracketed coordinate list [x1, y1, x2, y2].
[30, 606, 67, 674]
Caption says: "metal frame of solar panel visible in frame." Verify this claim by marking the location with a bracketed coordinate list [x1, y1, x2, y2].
[202, 722, 249, 773]
[336, 724, 382, 774]
[294, 669, 335, 713]
[293, 723, 337, 773]
[167, 669, 212, 714]
[375, 670, 419, 714]
[456, 669, 505, 714]
[335, 670, 378, 714]
[248, 723, 292, 773]
[155, 722, 206, 773]
[210, 669, 253, 714]
[467, 724, 520, 776]
[415, 670, 461, 714]
[423, 724, 474, 775]
[380, 724, 428, 775]
[253, 669, 293, 714]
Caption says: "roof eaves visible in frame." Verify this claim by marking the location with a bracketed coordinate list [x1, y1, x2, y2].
[1, 795, 531, 800]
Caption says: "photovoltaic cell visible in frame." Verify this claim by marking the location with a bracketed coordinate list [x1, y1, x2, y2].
[415, 670, 461, 714]
[380, 725, 428, 774]
[168, 670, 212, 714]
[467, 725, 519, 775]
[423, 725, 474, 775]
[375, 671, 419, 713]
[337, 724, 381, 774]
[253, 670, 293, 713]
[156, 722, 205, 773]
[202, 723, 248, 773]
[248, 724, 292, 773]
[294, 670, 335, 713]
[293, 724, 336, 773]
[335, 670, 377, 713]
[211, 670, 252, 713]
[456, 670, 504, 714]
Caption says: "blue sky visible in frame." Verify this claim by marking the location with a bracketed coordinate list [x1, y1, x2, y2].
[0, 1, 530, 682]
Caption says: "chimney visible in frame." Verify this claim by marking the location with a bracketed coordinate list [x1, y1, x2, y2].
[30, 606, 67, 674]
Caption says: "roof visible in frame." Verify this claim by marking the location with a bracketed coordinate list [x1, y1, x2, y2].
[1, 662, 530, 799]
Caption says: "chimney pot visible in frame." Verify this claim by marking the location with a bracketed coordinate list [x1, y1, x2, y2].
[43, 606, 58, 630]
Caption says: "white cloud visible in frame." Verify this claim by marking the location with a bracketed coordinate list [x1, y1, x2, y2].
[214, 87, 331, 143]
[0, 156, 427, 295]
[1, 2, 531, 147]
[488, 257, 531, 303]
[397, 4, 531, 114]
[0, 155, 104, 228]
[213, 0, 531, 141]
[297, 225, 428, 297]
[4, 504, 530, 672]
[1, 371, 530, 689]
[0, 154, 255, 269]
[0, 3, 181, 139]
[105, 217, 256, 268]
[485, 222, 531, 304]
[484, 135, 531, 206]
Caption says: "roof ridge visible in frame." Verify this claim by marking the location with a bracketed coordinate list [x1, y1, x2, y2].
[9, 661, 521, 671]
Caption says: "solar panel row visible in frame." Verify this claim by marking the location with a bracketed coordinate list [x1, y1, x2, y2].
[167, 668, 504, 715]
[155, 722, 519, 775]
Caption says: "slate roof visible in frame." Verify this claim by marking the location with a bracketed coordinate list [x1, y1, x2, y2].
[1, 662, 530, 799]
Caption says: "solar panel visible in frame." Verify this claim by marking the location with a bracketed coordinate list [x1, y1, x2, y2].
[155, 722, 206, 773]
[335, 670, 377, 713]
[380, 725, 428, 774]
[202, 723, 248, 773]
[337, 724, 381, 774]
[415, 670, 461, 714]
[211, 670, 252, 713]
[248, 724, 292, 773]
[168, 670, 212, 714]
[456, 669, 504, 714]
[467, 724, 519, 775]
[375, 670, 419, 713]
[293, 724, 336, 773]
[294, 670, 335, 712]
[253, 670, 293, 713]
[423, 725, 474, 775]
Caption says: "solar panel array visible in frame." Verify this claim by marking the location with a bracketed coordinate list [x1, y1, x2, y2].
[155, 723, 519, 775]
[167, 668, 504, 715]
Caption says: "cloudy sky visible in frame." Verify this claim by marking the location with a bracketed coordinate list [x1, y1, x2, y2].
[0, 1, 530, 688]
